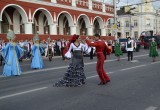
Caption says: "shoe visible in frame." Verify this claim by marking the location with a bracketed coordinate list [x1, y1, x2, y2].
[105, 80, 111, 84]
[82, 81, 85, 84]
[98, 82, 106, 85]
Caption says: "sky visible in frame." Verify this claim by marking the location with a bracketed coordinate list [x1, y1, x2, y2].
[97, 0, 160, 10]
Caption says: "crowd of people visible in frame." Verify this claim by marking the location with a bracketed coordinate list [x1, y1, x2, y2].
[0, 30, 159, 87]
[0, 35, 71, 63]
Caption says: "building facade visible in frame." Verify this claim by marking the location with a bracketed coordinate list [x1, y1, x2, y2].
[117, 0, 160, 38]
[0, 0, 115, 40]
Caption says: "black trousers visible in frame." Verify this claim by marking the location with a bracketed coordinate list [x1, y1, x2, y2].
[127, 51, 133, 61]
[90, 48, 94, 60]
[0, 55, 3, 66]
[61, 47, 65, 60]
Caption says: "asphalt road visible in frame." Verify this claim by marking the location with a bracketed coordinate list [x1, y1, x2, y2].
[0, 49, 160, 110]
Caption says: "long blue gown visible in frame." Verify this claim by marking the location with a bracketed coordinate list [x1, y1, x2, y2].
[1, 42, 24, 76]
[31, 44, 44, 69]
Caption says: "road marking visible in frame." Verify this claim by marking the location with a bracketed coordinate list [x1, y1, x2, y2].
[130, 60, 139, 63]
[24, 66, 68, 74]
[86, 72, 114, 79]
[108, 72, 114, 74]
[0, 87, 48, 100]
[151, 61, 160, 64]
[120, 64, 146, 71]
[23, 54, 149, 74]
[87, 75, 98, 79]
[145, 106, 158, 110]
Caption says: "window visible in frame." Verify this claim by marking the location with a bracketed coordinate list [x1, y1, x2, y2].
[126, 32, 129, 37]
[134, 31, 138, 38]
[146, 18, 150, 26]
[125, 21, 129, 27]
[134, 20, 138, 27]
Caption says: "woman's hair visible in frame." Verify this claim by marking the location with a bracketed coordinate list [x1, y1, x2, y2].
[94, 33, 100, 38]
[71, 35, 79, 43]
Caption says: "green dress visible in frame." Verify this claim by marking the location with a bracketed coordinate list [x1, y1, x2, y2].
[149, 42, 159, 57]
[115, 42, 123, 56]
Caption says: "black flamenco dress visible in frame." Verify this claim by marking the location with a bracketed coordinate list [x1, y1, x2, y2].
[54, 43, 91, 87]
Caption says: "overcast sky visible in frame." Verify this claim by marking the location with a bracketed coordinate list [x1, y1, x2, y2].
[97, 0, 160, 10]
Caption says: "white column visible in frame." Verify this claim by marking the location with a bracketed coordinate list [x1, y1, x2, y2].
[101, 28, 106, 36]
[87, 26, 93, 36]
[51, 0, 57, 3]
[49, 24, 57, 35]
[72, 0, 76, 7]
[0, 21, 1, 33]
[88, 0, 93, 10]
[102, 3, 105, 12]
[24, 22, 32, 34]
[70, 26, 77, 35]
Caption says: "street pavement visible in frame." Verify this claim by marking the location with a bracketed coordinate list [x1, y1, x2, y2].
[0, 49, 160, 110]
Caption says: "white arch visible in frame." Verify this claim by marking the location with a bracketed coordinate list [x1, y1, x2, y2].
[77, 14, 90, 28]
[32, 8, 53, 25]
[3, 11, 12, 25]
[93, 16, 104, 28]
[57, 11, 74, 26]
[0, 4, 28, 23]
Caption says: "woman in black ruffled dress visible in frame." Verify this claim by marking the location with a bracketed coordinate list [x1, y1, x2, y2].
[54, 35, 91, 87]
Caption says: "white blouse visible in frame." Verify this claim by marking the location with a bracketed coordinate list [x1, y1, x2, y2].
[65, 43, 91, 59]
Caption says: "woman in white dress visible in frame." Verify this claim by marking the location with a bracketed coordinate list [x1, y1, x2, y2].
[54, 35, 91, 87]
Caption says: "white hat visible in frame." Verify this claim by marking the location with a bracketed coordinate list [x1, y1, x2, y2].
[6, 30, 16, 40]
[33, 34, 39, 42]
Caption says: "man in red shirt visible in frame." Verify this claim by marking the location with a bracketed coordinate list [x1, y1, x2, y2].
[86, 34, 112, 85]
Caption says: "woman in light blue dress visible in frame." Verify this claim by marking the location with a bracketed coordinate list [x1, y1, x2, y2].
[31, 34, 44, 69]
[1, 31, 24, 76]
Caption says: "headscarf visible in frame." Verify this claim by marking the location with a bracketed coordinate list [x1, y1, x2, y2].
[67, 34, 77, 47]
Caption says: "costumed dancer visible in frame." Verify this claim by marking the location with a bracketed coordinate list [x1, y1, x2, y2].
[61, 38, 67, 60]
[149, 38, 159, 62]
[114, 39, 123, 61]
[54, 35, 91, 87]
[125, 37, 135, 61]
[1, 30, 24, 76]
[31, 34, 44, 69]
[47, 37, 54, 61]
[86, 34, 112, 85]
[0, 40, 2, 66]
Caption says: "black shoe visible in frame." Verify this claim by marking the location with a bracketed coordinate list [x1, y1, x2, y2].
[98, 82, 106, 85]
[106, 80, 110, 83]
[103, 80, 110, 84]
[82, 81, 85, 84]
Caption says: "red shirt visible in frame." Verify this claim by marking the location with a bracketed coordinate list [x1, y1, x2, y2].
[86, 40, 111, 54]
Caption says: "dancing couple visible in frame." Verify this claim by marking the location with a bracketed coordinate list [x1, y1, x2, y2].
[54, 34, 112, 87]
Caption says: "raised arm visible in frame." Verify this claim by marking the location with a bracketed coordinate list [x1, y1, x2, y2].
[86, 40, 98, 47]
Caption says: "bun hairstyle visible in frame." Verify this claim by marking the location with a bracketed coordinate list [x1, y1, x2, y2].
[94, 33, 100, 38]
[71, 34, 79, 43]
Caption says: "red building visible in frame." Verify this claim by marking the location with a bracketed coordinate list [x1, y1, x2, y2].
[0, 0, 114, 40]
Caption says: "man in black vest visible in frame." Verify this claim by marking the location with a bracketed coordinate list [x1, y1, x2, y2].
[126, 37, 135, 61]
